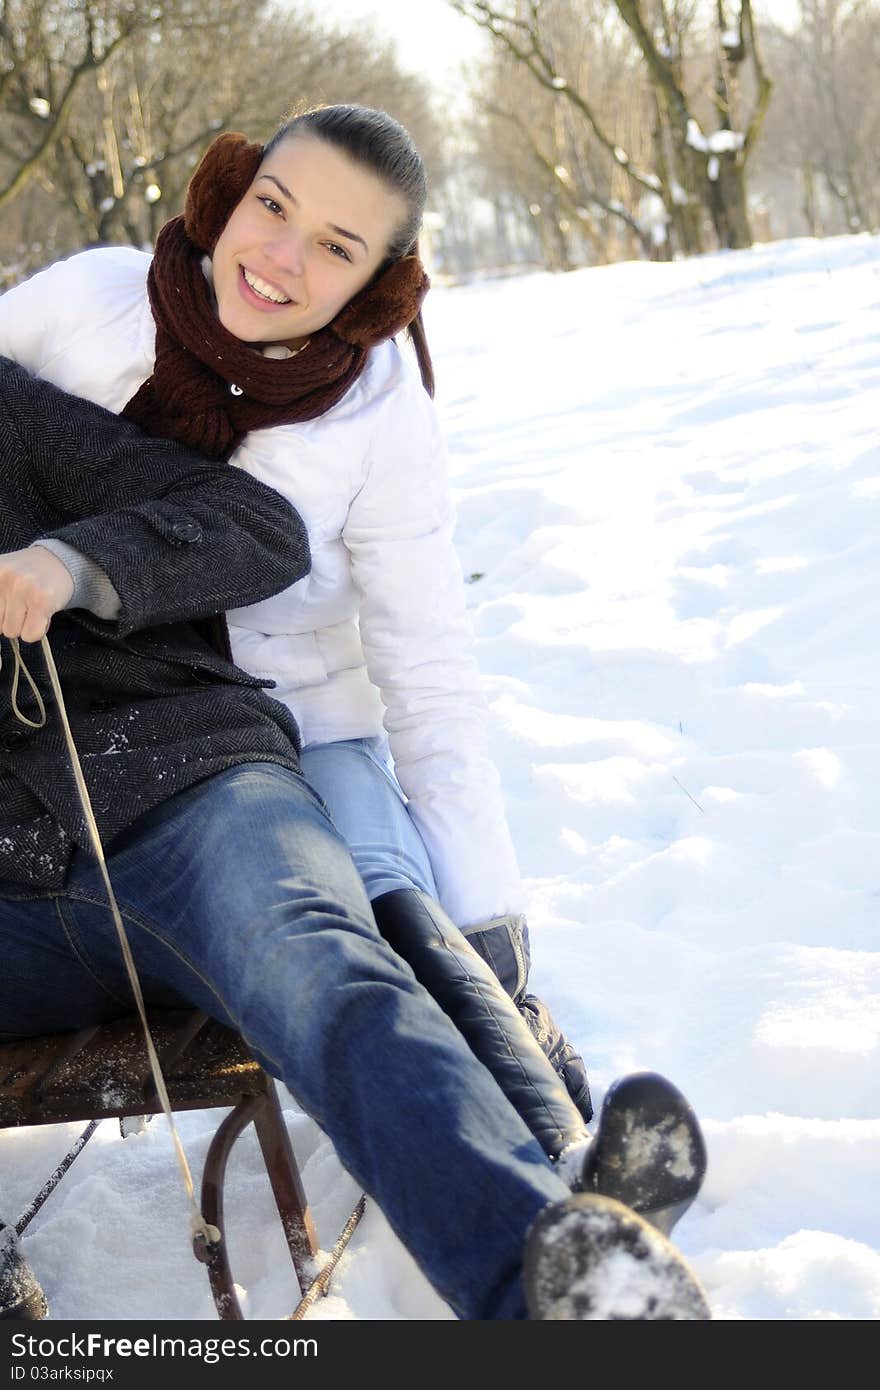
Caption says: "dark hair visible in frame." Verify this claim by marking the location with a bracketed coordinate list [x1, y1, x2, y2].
[264, 104, 434, 396]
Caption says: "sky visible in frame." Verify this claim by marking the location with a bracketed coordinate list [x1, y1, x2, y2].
[302, 0, 489, 89]
[7, 228, 879, 1321]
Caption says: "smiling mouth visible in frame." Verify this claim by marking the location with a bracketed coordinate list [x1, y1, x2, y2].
[241, 266, 293, 306]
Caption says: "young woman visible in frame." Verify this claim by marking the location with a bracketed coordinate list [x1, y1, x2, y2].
[0, 105, 704, 1216]
[1, 109, 523, 941]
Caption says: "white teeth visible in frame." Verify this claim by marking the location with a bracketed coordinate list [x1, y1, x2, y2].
[242, 268, 291, 304]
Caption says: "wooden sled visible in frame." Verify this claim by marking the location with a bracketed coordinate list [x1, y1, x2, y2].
[0, 1009, 363, 1319]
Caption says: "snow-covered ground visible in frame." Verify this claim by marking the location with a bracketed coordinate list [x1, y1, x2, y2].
[5, 233, 879, 1321]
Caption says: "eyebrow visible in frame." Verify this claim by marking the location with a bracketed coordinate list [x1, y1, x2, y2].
[257, 174, 370, 253]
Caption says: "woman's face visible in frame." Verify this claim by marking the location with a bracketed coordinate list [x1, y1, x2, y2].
[211, 133, 407, 349]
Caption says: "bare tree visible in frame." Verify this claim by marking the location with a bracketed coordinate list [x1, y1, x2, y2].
[753, 0, 880, 237]
[466, 22, 657, 267]
[449, 0, 774, 255]
[0, 1, 203, 212]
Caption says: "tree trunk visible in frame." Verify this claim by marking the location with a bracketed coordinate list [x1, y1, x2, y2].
[707, 156, 753, 250]
[802, 165, 819, 237]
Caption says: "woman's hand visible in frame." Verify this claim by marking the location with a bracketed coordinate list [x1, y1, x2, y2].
[0, 547, 74, 642]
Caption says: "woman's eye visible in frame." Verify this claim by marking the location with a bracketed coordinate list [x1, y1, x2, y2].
[326, 242, 352, 262]
[258, 196, 284, 216]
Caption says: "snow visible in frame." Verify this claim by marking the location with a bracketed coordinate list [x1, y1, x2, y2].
[709, 130, 745, 154]
[687, 122, 744, 157]
[686, 118, 708, 152]
[6, 232, 880, 1322]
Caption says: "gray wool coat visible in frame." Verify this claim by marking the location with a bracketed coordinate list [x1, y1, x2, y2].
[0, 356, 310, 888]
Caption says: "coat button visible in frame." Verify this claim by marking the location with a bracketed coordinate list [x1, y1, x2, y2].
[0, 729, 28, 750]
[171, 520, 203, 543]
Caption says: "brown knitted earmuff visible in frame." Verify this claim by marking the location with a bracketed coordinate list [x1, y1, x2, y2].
[182, 131, 430, 342]
[183, 132, 264, 253]
[332, 256, 430, 346]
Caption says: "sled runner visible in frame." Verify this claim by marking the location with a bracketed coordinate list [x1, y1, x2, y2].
[0, 1008, 364, 1319]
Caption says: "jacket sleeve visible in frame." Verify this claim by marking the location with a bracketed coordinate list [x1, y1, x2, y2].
[343, 373, 524, 927]
[0, 249, 149, 388]
[0, 356, 310, 635]
[0, 257, 69, 371]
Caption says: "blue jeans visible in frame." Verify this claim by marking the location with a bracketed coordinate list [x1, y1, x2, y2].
[0, 764, 566, 1319]
[300, 737, 437, 900]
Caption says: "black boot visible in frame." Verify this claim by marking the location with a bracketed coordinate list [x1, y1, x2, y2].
[523, 1192, 712, 1320]
[371, 888, 587, 1163]
[0, 1223, 47, 1320]
[462, 916, 593, 1122]
[580, 1071, 708, 1236]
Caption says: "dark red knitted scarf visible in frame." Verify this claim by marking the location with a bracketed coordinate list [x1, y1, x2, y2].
[122, 133, 430, 462]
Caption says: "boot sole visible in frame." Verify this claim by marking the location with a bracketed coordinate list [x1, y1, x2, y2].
[583, 1071, 708, 1234]
[524, 1193, 712, 1320]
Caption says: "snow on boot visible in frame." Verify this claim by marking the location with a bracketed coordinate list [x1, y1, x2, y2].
[581, 1071, 707, 1236]
[0, 1223, 47, 1320]
[554, 1133, 593, 1191]
[523, 1192, 711, 1320]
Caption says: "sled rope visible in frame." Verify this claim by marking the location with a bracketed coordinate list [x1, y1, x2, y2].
[2, 635, 220, 1251]
[0, 635, 47, 728]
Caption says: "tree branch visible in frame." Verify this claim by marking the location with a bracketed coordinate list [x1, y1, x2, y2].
[0, 14, 154, 211]
[614, 0, 693, 138]
[741, 0, 773, 154]
[450, 0, 666, 196]
[485, 101, 652, 255]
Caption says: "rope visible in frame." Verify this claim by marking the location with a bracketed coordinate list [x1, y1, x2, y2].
[2, 634, 220, 1249]
[0, 637, 46, 729]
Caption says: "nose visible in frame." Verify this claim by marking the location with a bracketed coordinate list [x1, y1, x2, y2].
[264, 225, 306, 279]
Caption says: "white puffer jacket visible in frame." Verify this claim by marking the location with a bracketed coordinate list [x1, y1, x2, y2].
[0, 247, 524, 926]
